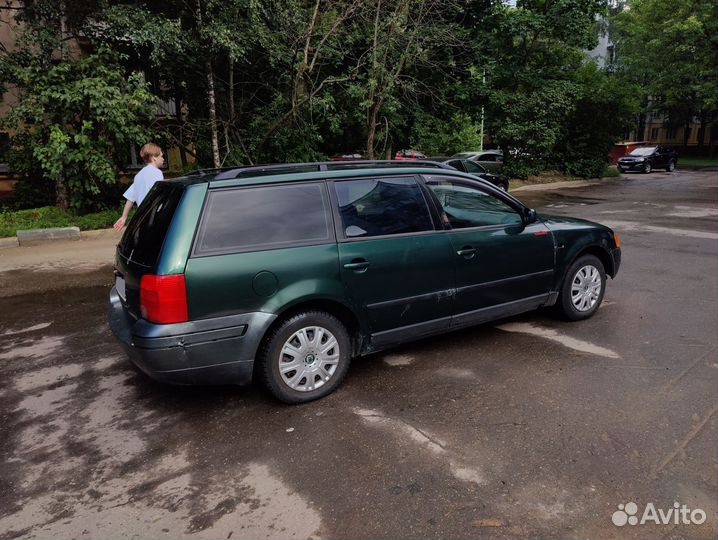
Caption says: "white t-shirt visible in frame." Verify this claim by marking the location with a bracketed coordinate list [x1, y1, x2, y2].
[123, 165, 164, 206]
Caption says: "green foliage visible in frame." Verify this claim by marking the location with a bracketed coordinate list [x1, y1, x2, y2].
[1, 0, 706, 209]
[555, 64, 640, 177]
[611, 0, 718, 142]
[1, 38, 157, 210]
[0, 206, 122, 238]
[411, 112, 483, 157]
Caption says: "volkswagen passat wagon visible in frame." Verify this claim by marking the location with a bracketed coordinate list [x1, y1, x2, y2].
[109, 161, 621, 403]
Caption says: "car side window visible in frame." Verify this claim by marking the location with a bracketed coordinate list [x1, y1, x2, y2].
[334, 177, 434, 238]
[463, 161, 487, 174]
[425, 178, 521, 229]
[447, 159, 466, 172]
[194, 182, 333, 256]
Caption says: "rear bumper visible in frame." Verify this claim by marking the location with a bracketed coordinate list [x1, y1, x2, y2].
[108, 288, 276, 385]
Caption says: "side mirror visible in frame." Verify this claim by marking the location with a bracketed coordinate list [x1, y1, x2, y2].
[523, 208, 538, 224]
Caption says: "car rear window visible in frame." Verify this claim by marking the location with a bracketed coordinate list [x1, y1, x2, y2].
[193, 182, 333, 256]
[334, 177, 434, 238]
[119, 182, 185, 268]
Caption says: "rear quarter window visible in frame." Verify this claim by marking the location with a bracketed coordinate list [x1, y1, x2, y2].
[119, 182, 185, 268]
[193, 182, 333, 256]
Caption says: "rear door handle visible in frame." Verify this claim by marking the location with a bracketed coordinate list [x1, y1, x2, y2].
[344, 260, 370, 272]
[456, 247, 477, 259]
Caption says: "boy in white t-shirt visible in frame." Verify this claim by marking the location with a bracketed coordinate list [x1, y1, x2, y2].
[113, 143, 165, 231]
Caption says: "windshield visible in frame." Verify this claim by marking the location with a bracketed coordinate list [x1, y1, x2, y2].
[450, 152, 476, 159]
[630, 147, 657, 156]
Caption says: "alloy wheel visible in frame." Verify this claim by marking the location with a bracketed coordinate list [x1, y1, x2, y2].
[278, 326, 340, 392]
[571, 264, 602, 312]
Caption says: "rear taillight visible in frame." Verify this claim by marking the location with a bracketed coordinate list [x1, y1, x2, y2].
[140, 274, 188, 324]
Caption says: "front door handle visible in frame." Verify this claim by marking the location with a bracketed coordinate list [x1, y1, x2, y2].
[456, 247, 477, 259]
[344, 259, 370, 272]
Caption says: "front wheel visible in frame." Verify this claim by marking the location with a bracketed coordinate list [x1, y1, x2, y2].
[557, 255, 606, 321]
[258, 311, 351, 404]
[666, 160, 675, 172]
[643, 162, 652, 173]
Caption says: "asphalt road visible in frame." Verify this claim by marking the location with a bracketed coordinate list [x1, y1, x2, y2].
[1, 169, 716, 540]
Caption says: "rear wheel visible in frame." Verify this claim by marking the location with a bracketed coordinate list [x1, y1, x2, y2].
[666, 160, 675, 172]
[258, 311, 351, 404]
[557, 255, 606, 321]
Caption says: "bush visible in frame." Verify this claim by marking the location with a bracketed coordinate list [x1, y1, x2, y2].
[562, 157, 610, 179]
[0, 206, 121, 238]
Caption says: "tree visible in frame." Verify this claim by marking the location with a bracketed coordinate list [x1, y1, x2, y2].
[0, 1, 157, 209]
[611, 0, 718, 151]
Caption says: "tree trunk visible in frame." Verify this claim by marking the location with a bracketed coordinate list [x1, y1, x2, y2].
[683, 118, 690, 149]
[206, 59, 221, 168]
[637, 113, 646, 141]
[697, 111, 706, 150]
[229, 57, 235, 124]
[366, 105, 379, 160]
[55, 176, 69, 210]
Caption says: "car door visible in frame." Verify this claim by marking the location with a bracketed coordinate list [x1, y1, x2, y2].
[476, 153, 502, 173]
[332, 176, 456, 347]
[423, 175, 555, 326]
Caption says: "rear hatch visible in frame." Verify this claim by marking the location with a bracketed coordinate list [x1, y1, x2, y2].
[115, 182, 186, 319]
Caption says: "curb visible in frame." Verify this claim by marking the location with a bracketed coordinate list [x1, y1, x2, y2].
[0, 227, 120, 249]
[512, 180, 603, 192]
[0, 236, 18, 249]
[17, 226, 81, 247]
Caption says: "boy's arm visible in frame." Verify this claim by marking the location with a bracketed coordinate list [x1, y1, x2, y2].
[113, 199, 134, 231]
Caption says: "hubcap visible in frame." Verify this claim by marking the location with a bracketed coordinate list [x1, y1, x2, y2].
[571, 264, 602, 312]
[279, 326, 339, 392]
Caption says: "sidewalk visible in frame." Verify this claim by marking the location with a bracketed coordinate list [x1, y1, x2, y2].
[0, 228, 120, 298]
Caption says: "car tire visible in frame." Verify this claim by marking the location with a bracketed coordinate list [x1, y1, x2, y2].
[643, 162, 652, 173]
[666, 160, 675, 172]
[258, 311, 351, 404]
[557, 255, 606, 321]
[500, 181, 509, 191]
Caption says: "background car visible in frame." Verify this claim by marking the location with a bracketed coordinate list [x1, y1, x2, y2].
[330, 153, 364, 161]
[617, 146, 678, 173]
[395, 149, 427, 160]
[450, 150, 504, 172]
[443, 158, 510, 191]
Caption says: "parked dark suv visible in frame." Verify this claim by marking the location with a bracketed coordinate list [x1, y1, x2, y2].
[109, 161, 621, 403]
[617, 145, 678, 173]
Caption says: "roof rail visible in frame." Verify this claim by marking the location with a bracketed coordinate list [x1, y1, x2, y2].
[212, 160, 453, 180]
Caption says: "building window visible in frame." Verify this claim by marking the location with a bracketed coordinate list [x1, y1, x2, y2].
[667, 126, 678, 139]
[650, 127, 660, 140]
[685, 127, 692, 140]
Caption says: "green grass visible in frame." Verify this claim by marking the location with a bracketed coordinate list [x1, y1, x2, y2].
[678, 157, 718, 168]
[0, 206, 121, 238]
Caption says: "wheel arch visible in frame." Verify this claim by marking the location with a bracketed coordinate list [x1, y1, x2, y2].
[258, 298, 365, 361]
[570, 245, 615, 278]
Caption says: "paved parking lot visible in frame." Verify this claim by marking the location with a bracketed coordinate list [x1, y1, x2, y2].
[0, 169, 716, 539]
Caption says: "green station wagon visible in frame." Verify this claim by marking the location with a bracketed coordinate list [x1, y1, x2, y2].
[109, 161, 621, 403]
